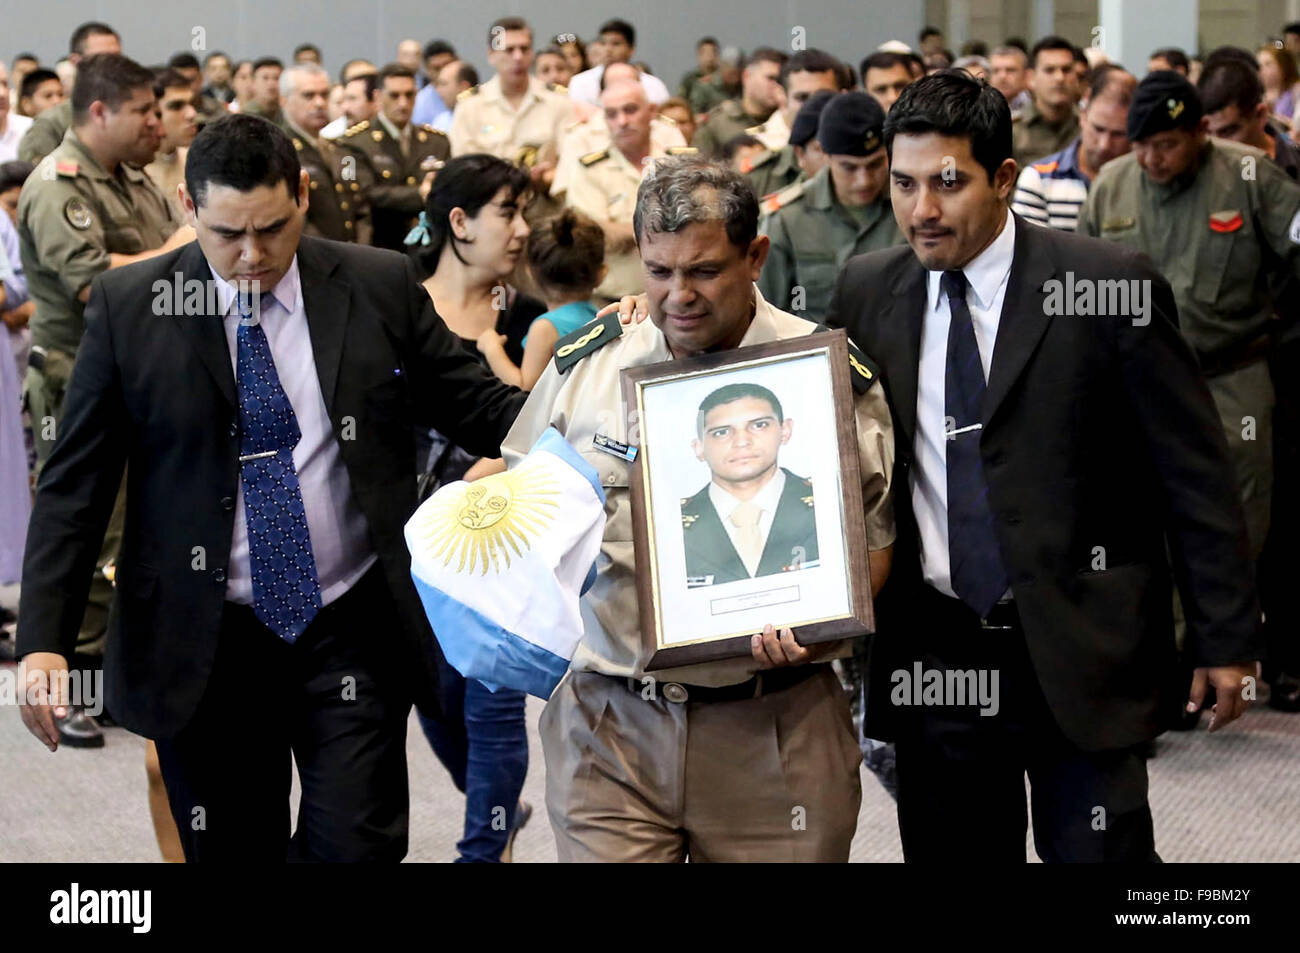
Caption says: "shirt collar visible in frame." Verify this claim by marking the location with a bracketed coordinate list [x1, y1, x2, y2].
[211, 255, 301, 317]
[709, 467, 786, 521]
[1057, 138, 1082, 175]
[927, 211, 1016, 313]
[377, 111, 407, 141]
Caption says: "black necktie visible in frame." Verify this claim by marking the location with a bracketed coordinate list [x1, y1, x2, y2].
[941, 270, 1009, 617]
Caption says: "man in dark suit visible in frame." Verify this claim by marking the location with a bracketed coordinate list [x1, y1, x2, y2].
[825, 72, 1261, 862]
[16, 114, 525, 862]
[681, 382, 818, 587]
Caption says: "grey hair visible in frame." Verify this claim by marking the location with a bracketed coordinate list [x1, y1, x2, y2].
[280, 62, 328, 98]
[633, 155, 759, 250]
[953, 55, 992, 76]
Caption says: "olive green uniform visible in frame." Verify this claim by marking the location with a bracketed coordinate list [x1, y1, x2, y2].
[285, 120, 364, 243]
[239, 99, 284, 126]
[692, 99, 775, 157]
[336, 114, 449, 250]
[1079, 138, 1300, 556]
[1011, 98, 1079, 168]
[744, 144, 801, 200]
[18, 100, 71, 163]
[18, 127, 180, 653]
[688, 74, 739, 117]
[757, 166, 904, 321]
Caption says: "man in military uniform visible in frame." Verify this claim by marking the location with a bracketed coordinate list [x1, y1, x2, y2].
[677, 37, 720, 107]
[17, 53, 191, 745]
[19, 22, 121, 164]
[681, 382, 818, 587]
[449, 16, 574, 193]
[1011, 36, 1080, 167]
[1079, 70, 1300, 567]
[692, 48, 788, 158]
[503, 156, 894, 862]
[758, 92, 903, 320]
[688, 47, 742, 117]
[552, 78, 694, 303]
[280, 63, 363, 242]
[337, 63, 449, 250]
[745, 89, 834, 201]
[240, 57, 285, 125]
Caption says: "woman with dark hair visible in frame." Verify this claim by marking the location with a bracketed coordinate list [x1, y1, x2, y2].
[404, 153, 542, 862]
[554, 33, 588, 77]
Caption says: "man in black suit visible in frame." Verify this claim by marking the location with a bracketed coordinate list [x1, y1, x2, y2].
[16, 114, 525, 862]
[825, 72, 1261, 862]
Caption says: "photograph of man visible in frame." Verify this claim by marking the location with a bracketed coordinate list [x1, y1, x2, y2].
[681, 381, 817, 586]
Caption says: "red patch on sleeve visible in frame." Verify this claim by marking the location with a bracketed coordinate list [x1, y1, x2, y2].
[1209, 213, 1243, 233]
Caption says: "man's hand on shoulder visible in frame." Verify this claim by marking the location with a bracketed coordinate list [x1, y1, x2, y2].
[18, 652, 71, 752]
[597, 294, 650, 326]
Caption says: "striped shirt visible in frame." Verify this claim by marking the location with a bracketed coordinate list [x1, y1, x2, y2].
[1011, 139, 1090, 232]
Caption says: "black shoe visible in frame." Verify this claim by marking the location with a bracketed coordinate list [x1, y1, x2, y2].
[500, 800, 533, 863]
[1268, 673, 1300, 712]
[56, 709, 105, 749]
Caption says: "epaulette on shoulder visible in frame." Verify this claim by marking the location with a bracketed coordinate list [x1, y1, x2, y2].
[761, 180, 804, 215]
[744, 122, 766, 135]
[54, 158, 79, 178]
[746, 149, 779, 172]
[1032, 160, 1059, 174]
[547, 82, 568, 95]
[343, 119, 369, 137]
[457, 85, 479, 102]
[580, 148, 610, 167]
[665, 146, 697, 156]
[845, 339, 880, 394]
[553, 313, 622, 374]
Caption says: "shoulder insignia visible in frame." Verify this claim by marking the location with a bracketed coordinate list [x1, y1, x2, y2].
[1209, 209, 1243, 232]
[762, 180, 804, 214]
[343, 120, 369, 137]
[682, 511, 700, 528]
[547, 82, 568, 95]
[64, 196, 93, 230]
[371, 129, 384, 142]
[292, 137, 304, 151]
[845, 339, 880, 394]
[54, 158, 78, 178]
[457, 85, 479, 102]
[747, 149, 778, 171]
[801, 495, 814, 507]
[665, 146, 697, 156]
[744, 123, 765, 135]
[580, 148, 610, 167]
[1101, 216, 1136, 232]
[658, 112, 677, 126]
[1031, 160, 1058, 174]
[554, 313, 622, 374]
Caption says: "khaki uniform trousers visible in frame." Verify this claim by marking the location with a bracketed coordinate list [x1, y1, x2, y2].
[541, 666, 862, 862]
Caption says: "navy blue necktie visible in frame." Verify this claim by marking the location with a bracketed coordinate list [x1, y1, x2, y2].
[235, 290, 322, 642]
[941, 270, 1009, 617]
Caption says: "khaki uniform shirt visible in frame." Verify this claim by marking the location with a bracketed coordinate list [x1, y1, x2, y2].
[286, 120, 364, 243]
[693, 100, 776, 157]
[501, 287, 895, 687]
[744, 144, 802, 200]
[1011, 99, 1080, 168]
[1078, 138, 1300, 357]
[552, 115, 685, 196]
[336, 114, 449, 250]
[449, 74, 574, 164]
[758, 166, 904, 321]
[18, 128, 179, 356]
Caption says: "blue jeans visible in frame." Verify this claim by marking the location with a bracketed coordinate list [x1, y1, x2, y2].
[418, 655, 529, 863]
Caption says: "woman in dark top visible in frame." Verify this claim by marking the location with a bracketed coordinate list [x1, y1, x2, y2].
[405, 154, 541, 862]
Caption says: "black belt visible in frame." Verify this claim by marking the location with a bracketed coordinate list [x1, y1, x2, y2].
[619, 663, 821, 704]
[917, 585, 1021, 634]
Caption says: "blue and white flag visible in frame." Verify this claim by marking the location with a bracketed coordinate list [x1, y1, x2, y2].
[406, 427, 606, 699]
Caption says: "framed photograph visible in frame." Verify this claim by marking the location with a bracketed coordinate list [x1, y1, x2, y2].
[620, 330, 874, 670]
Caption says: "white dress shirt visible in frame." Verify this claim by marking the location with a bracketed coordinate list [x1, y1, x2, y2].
[214, 256, 376, 606]
[567, 65, 671, 106]
[708, 467, 786, 575]
[911, 212, 1016, 598]
[0, 113, 33, 163]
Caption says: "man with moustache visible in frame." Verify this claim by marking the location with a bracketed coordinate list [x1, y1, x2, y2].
[280, 63, 363, 242]
[826, 71, 1259, 862]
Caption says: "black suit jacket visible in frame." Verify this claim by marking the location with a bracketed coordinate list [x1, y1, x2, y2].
[17, 236, 525, 738]
[826, 215, 1261, 752]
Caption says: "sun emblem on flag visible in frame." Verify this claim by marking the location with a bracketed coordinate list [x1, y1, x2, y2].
[413, 466, 560, 574]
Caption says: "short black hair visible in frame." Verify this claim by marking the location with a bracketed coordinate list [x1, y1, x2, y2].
[346, 72, 379, 99]
[781, 49, 841, 87]
[697, 37, 719, 50]
[1285, 22, 1300, 36]
[861, 50, 914, 80]
[153, 68, 194, 98]
[456, 62, 479, 87]
[20, 68, 61, 102]
[378, 63, 416, 86]
[919, 26, 943, 42]
[884, 69, 1011, 183]
[745, 47, 788, 71]
[489, 17, 531, 48]
[1198, 58, 1264, 115]
[71, 54, 157, 124]
[252, 57, 283, 74]
[1087, 64, 1136, 105]
[697, 383, 783, 438]
[338, 58, 374, 84]
[203, 51, 230, 67]
[1004, 37, 1028, 54]
[185, 114, 301, 208]
[722, 133, 763, 162]
[1029, 35, 1076, 68]
[599, 18, 636, 46]
[13, 52, 39, 65]
[294, 43, 321, 58]
[1203, 45, 1259, 73]
[168, 52, 201, 71]
[1150, 47, 1190, 73]
[0, 160, 35, 193]
[69, 21, 118, 57]
[961, 40, 989, 58]
[423, 39, 456, 61]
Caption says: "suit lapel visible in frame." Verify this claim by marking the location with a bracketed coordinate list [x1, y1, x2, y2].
[296, 238, 351, 417]
[983, 215, 1057, 426]
[688, 494, 749, 582]
[883, 259, 928, 453]
[757, 469, 817, 574]
[172, 242, 237, 407]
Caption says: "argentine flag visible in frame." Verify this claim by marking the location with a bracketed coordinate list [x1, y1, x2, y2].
[406, 427, 606, 699]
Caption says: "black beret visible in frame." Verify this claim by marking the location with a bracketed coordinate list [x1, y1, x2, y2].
[817, 90, 886, 156]
[789, 90, 836, 147]
[1127, 70, 1203, 142]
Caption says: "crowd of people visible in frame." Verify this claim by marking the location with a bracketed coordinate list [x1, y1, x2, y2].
[0, 12, 1295, 863]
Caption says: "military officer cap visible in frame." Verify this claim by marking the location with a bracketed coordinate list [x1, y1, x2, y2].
[1127, 70, 1203, 142]
[817, 91, 886, 157]
[789, 90, 836, 148]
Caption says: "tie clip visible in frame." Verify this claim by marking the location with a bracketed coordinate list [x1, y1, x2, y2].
[238, 450, 278, 462]
[947, 423, 983, 437]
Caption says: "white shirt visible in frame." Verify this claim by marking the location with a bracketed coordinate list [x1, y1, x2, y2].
[567, 64, 671, 106]
[708, 468, 786, 574]
[911, 212, 1016, 598]
[213, 256, 377, 606]
[0, 113, 33, 163]
[320, 116, 347, 140]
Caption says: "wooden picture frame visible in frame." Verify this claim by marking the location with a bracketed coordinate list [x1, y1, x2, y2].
[620, 330, 874, 670]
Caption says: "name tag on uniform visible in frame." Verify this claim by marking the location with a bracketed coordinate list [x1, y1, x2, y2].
[593, 433, 637, 462]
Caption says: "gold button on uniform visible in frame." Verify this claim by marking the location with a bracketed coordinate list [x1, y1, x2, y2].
[662, 683, 689, 704]
[381, 169, 392, 179]
[406, 176, 416, 185]
[334, 182, 343, 193]
[344, 220, 353, 229]
[340, 201, 348, 210]
[309, 180, 317, 190]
